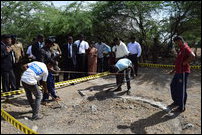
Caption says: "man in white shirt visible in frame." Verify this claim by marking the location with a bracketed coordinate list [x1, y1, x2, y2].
[112, 38, 129, 62]
[127, 36, 142, 76]
[21, 60, 54, 120]
[74, 34, 89, 77]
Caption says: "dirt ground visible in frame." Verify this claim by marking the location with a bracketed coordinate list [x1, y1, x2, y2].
[1, 67, 201, 134]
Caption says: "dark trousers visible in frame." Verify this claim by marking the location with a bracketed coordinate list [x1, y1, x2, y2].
[128, 54, 138, 76]
[170, 73, 189, 110]
[77, 54, 86, 77]
[103, 56, 109, 71]
[22, 82, 42, 118]
[97, 58, 104, 72]
[1, 70, 16, 92]
[13, 63, 23, 89]
[42, 72, 57, 101]
[63, 58, 77, 81]
[116, 68, 131, 90]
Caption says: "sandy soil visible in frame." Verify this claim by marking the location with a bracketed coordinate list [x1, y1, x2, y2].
[1, 67, 201, 134]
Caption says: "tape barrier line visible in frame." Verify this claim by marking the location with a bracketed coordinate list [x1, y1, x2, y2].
[1, 72, 110, 97]
[1, 109, 38, 134]
[139, 63, 201, 69]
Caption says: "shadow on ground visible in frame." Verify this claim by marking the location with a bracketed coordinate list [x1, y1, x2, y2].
[117, 110, 181, 134]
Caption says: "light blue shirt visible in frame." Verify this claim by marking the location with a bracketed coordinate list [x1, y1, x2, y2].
[127, 41, 142, 57]
[115, 58, 132, 71]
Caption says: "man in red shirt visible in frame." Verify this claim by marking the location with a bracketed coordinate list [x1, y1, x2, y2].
[168, 36, 195, 113]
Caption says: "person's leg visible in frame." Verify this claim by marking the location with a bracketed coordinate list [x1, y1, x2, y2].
[134, 54, 138, 76]
[77, 54, 82, 77]
[170, 73, 178, 105]
[9, 70, 17, 91]
[31, 84, 42, 119]
[115, 71, 124, 91]
[174, 73, 189, 112]
[125, 68, 131, 90]
[47, 72, 57, 98]
[22, 82, 35, 114]
[2, 72, 10, 93]
[100, 58, 104, 72]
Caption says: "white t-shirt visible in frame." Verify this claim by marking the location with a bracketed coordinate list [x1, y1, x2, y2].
[21, 61, 48, 85]
[74, 40, 89, 54]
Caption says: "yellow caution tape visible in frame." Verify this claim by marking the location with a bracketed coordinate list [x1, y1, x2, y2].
[1, 109, 38, 134]
[139, 63, 201, 69]
[1, 72, 110, 97]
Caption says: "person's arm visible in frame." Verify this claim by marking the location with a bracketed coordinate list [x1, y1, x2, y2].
[57, 44, 62, 55]
[21, 64, 28, 71]
[168, 68, 175, 75]
[41, 81, 48, 94]
[137, 43, 142, 57]
[183, 51, 195, 66]
[1, 45, 12, 58]
[123, 43, 129, 56]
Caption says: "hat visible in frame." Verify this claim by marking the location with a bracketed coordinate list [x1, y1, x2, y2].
[11, 35, 17, 39]
[1, 34, 11, 39]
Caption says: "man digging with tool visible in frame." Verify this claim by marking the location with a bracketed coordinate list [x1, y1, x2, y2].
[109, 58, 134, 95]
[21, 60, 55, 120]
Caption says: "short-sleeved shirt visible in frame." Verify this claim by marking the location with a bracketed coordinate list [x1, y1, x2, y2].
[11, 42, 24, 63]
[112, 41, 129, 58]
[115, 58, 132, 72]
[74, 40, 89, 54]
[21, 61, 48, 85]
[175, 43, 192, 73]
[95, 42, 106, 58]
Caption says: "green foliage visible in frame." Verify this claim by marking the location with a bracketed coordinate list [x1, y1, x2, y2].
[1, 1, 201, 52]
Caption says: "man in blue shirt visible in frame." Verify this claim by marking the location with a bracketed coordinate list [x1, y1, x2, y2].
[109, 58, 134, 95]
[127, 36, 142, 76]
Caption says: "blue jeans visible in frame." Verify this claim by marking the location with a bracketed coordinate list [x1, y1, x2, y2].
[42, 72, 57, 102]
[170, 73, 189, 110]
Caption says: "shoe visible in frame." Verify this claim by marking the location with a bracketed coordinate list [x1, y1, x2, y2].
[167, 102, 178, 110]
[31, 115, 43, 120]
[126, 90, 131, 95]
[171, 106, 185, 113]
[41, 102, 51, 106]
[113, 87, 122, 92]
[53, 96, 61, 101]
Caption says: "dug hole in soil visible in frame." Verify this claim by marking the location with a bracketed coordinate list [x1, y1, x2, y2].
[1, 67, 201, 134]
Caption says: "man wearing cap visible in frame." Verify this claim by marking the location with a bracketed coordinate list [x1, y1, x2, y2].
[11, 35, 25, 89]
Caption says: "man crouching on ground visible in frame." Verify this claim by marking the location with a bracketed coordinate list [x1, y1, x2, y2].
[21, 60, 55, 120]
[109, 58, 134, 95]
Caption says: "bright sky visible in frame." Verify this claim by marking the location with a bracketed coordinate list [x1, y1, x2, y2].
[45, 1, 96, 8]
[51, 1, 74, 7]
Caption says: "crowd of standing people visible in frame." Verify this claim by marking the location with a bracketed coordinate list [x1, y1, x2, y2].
[1, 34, 142, 95]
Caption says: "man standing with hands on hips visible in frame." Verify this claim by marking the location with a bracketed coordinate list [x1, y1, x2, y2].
[168, 36, 195, 113]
